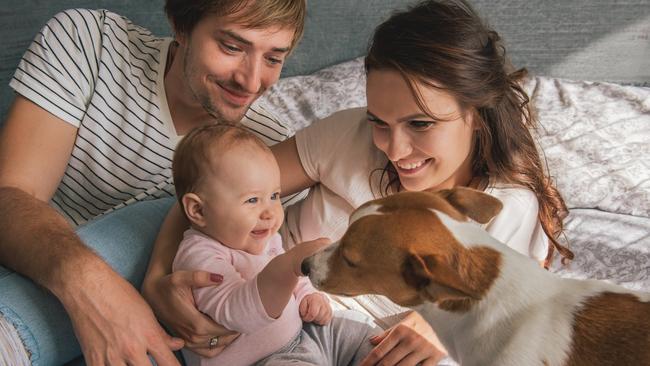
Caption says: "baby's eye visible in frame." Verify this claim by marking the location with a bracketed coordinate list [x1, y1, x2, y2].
[246, 197, 259, 204]
[271, 192, 280, 200]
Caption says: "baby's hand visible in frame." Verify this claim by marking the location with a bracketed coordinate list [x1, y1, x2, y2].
[299, 293, 332, 325]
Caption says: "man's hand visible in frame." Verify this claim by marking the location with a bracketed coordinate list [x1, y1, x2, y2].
[63, 265, 183, 365]
[299, 292, 332, 325]
[142, 269, 239, 357]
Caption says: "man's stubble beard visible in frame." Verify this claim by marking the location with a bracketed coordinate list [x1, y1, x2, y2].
[182, 45, 252, 124]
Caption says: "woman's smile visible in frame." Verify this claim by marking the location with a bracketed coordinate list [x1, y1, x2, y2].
[393, 158, 432, 175]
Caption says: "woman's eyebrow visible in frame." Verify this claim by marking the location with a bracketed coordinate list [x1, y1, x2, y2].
[367, 110, 430, 123]
[397, 113, 430, 122]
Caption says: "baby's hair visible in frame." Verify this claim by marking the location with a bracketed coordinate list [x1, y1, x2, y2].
[172, 124, 270, 208]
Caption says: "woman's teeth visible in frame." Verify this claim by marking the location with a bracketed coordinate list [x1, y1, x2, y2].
[396, 160, 426, 170]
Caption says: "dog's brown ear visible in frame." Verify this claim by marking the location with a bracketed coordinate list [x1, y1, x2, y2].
[404, 253, 479, 304]
[437, 187, 503, 224]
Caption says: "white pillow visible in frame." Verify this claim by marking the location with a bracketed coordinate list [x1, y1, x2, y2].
[259, 57, 367, 132]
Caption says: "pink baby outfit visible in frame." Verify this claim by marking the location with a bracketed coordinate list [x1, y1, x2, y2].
[172, 229, 315, 366]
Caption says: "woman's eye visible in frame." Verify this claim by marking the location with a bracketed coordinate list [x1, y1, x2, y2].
[409, 120, 435, 130]
[246, 197, 258, 204]
[368, 117, 389, 129]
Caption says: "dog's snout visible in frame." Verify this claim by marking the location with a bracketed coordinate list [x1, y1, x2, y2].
[301, 258, 311, 276]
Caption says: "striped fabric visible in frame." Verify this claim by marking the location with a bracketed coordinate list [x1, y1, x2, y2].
[10, 9, 298, 226]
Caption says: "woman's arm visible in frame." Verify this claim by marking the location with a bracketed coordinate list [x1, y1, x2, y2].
[360, 311, 447, 366]
[271, 136, 316, 196]
[141, 203, 235, 357]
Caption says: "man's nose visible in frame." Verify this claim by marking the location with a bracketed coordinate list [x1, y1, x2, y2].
[233, 56, 262, 94]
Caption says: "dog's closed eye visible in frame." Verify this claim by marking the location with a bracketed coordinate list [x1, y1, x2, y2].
[342, 254, 358, 268]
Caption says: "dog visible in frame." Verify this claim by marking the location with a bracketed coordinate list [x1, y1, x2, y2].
[302, 187, 650, 366]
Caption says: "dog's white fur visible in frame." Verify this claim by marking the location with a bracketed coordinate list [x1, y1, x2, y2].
[417, 209, 650, 365]
[305, 189, 650, 366]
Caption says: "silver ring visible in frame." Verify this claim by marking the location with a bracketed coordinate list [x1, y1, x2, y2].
[209, 336, 219, 349]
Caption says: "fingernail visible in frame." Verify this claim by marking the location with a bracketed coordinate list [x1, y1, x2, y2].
[210, 273, 223, 282]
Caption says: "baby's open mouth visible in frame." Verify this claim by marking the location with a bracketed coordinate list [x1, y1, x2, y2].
[251, 229, 270, 237]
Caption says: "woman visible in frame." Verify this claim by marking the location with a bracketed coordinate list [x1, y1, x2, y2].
[143, 0, 573, 364]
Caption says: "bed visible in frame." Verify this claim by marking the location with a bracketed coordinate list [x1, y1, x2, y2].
[257, 57, 650, 365]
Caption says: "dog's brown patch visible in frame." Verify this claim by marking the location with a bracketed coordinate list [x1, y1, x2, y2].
[564, 292, 650, 366]
[404, 242, 501, 312]
[377, 191, 468, 222]
[436, 246, 501, 312]
[436, 187, 503, 224]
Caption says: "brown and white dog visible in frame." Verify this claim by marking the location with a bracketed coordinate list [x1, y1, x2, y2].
[302, 187, 650, 366]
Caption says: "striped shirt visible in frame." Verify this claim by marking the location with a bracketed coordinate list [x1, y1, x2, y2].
[10, 9, 296, 226]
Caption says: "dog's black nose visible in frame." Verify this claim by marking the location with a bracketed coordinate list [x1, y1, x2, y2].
[301, 259, 311, 276]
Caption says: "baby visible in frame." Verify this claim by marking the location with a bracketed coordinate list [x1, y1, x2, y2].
[171, 124, 378, 366]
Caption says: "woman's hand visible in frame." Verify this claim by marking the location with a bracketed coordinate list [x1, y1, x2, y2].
[142, 269, 239, 357]
[360, 311, 447, 366]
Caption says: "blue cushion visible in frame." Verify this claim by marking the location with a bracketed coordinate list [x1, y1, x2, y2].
[0, 197, 175, 365]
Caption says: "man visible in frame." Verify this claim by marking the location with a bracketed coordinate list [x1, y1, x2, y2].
[0, 0, 305, 364]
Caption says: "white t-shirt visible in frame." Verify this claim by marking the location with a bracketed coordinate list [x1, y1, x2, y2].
[10, 9, 293, 226]
[284, 107, 548, 259]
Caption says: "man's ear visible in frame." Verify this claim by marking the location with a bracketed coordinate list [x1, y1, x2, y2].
[437, 187, 503, 224]
[403, 253, 478, 304]
[182, 193, 206, 228]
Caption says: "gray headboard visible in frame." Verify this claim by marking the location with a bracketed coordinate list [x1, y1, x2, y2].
[1, 0, 648, 124]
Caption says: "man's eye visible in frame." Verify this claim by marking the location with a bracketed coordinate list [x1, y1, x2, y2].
[221, 43, 241, 53]
[246, 197, 258, 204]
[267, 57, 283, 65]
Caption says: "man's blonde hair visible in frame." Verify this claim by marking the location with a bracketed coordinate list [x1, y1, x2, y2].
[165, 0, 306, 49]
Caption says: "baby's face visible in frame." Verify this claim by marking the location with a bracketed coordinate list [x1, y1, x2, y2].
[198, 143, 284, 254]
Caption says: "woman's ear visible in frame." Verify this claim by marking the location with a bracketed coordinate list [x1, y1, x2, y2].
[467, 109, 481, 131]
[182, 193, 206, 227]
